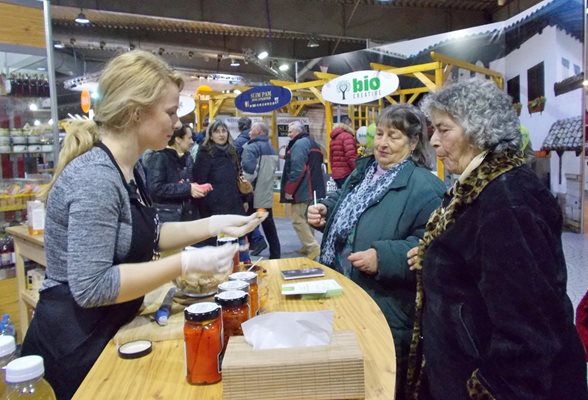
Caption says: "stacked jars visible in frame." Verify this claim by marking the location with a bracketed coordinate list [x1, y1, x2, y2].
[228, 271, 260, 317]
[214, 290, 249, 350]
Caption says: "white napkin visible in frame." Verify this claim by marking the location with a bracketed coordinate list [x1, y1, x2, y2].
[241, 311, 334, 350]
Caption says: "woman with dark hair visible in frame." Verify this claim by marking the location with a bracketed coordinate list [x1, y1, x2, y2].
[193, 120, 247, 246]
[144, 124, 208, 223]
[406, 78, 587, 399]
[307, 103, 445, 399]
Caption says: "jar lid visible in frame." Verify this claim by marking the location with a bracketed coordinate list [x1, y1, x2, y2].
[218, 280, 249, 293]
[0, 335, 16, 357]
[5, 355, 44, 383]
[215, 290, 248, 307]
[228, 271, 257, 284]
[184, 302, 221, 322]
[118, 340, 152, 359]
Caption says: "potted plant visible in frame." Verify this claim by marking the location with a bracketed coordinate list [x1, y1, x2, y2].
[527, 96, 546, 114]
[513, 102, 522, 116]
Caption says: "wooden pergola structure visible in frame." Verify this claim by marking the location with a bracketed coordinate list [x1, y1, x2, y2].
[194, 51, 504, 178]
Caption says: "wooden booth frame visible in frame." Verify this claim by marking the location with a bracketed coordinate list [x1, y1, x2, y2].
[194, 52, 504, 179]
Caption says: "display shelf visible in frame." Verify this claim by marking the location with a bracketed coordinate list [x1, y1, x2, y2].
[5, 225, 45, 337]
[21, 289, 38, 308]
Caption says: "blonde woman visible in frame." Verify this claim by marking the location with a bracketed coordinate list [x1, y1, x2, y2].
[21, 50, 264, 400]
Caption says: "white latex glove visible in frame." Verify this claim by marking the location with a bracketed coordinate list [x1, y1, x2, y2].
[181, 243, 238, 278]
[207, 212, 267, 237]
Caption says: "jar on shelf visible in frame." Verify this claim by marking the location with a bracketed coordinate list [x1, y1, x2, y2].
[214, 290, 249, 349]
[228, 271, 259, 317]
[183, 302, 223, 385]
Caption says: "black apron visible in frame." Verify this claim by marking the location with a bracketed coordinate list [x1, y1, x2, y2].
[21, 144, 159, 400]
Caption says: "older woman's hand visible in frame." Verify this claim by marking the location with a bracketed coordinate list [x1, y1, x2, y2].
[407, 240, 423, 271]
[348, 248, 378, 275]
[307, 204, 327, 228]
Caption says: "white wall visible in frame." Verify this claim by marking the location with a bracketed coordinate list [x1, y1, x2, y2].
[489, 25, 583, 194]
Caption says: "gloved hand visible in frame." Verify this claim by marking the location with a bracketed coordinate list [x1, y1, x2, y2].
[207, 212, 267, 237]
[181, 243, 239, 278]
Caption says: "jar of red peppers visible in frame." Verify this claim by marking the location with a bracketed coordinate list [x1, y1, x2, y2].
[228, 271, 259, 317]
[183, 302, 223, 385]
[214, 290, 249, 349]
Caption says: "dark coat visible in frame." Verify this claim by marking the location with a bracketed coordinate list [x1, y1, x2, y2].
[234, 129, 250, 158]
[280, 133, 325, 204]
[329, 126, 357, 180]
[143, 148, 197, 221]
[319, 157, 445, 362]
[192, 144, 245, 219]
[422, 166, 587, 400]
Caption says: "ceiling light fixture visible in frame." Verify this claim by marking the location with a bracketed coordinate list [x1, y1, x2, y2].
[75, 9, 90, 24]
[257, 51, 269, 60]
[278, 63, 289, 71]
[307, 37, 319, 48]
[230, 58, 241, 67]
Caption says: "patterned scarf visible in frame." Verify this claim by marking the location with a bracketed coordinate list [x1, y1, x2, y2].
[404, 150, 526, 399]
[320, 158, 409, 270]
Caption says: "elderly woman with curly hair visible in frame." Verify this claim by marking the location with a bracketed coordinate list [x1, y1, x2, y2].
[406, 78, 587, 400]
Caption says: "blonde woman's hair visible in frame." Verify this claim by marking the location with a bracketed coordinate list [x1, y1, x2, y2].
[39, 50, 184, 201]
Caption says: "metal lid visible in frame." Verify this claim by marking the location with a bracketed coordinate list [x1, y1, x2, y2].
[184, 302, 221, 322]
[228, 271, 257, 284]
[218, 280, 249, 293]
[215, 290, 248, 307]
[117, 340, 152, 360]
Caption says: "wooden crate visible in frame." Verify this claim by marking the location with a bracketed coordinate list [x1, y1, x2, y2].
[222, 331, 365, 400]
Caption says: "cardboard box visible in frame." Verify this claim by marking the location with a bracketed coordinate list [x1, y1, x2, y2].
[222, 330, 365, 400]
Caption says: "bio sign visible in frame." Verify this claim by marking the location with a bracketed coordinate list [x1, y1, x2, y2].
[235, 85, 292, 113]
[321, 70, 399, 105]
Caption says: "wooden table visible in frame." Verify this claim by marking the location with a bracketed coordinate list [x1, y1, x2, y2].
[6, 225, 45, 338]
[74, 258, 396, 399]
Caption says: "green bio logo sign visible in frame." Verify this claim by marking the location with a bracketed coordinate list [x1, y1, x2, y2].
[353, 76, 381, 92]
[322, 70, 399, 105]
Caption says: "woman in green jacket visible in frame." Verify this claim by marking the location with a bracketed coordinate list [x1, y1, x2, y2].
[308, 104, 445, 399]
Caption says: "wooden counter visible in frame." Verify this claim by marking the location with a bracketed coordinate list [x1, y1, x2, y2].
[6, 225, 45, 338]
[74, 258, 396, 399]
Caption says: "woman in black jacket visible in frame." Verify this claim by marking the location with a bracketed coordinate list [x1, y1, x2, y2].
[193, 120, 246, 246]
[145, 124, 208, 223]
[406, 79, 586, 400]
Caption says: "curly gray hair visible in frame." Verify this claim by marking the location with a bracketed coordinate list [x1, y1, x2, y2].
[420, 78, 521, 154]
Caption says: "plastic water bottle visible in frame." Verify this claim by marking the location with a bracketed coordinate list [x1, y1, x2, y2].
[0, 314, 16, 341]
[3, 355, 56, 399]
[0, 335, 17, 397]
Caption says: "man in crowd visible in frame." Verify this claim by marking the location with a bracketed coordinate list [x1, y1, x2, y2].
[236, 116, 267, 256]
[280, 121, 325, 260]
[241, 122, 281, 259]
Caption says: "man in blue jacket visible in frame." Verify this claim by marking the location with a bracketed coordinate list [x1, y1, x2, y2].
[280, 121, 325, 260]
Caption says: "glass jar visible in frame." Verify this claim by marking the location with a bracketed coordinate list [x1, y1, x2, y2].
[216, 235, 239, 272]
[215, 290, 249, 349]
[228, 271, 259, 317]
[183, 303, 223, 385]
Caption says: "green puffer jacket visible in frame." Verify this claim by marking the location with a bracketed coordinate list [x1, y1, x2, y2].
[319, 156, 445, 360]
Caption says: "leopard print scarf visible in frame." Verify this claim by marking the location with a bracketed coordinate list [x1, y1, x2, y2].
[405, 150, 526, 399]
